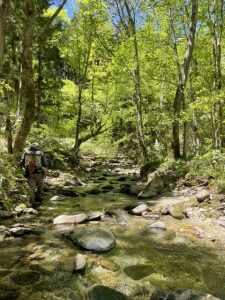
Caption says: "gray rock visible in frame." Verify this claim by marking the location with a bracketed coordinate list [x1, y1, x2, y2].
[50, 195, 62, 202]
[75, 253, 86, 270]
[138, 170, 177, 199]
[88, 211, 104, 221]
[69, 227, 115, 252]
[23, 208, 39, 215]
[195, 189, 210, 203]
[148, 221, 166, 230]
[64, 179, 80, 186]
[6, 226, 33, 237]
[141, 212, 160, 220]
[53, 213, 87, 225]
[131, 204, 149, 215]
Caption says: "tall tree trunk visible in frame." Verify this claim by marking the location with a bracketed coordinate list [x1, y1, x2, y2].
[13, 0, 36, 159]
[124, 0, 148, 161]
[0, 0, 6, 74]
[36, 49, 43, 125]
[172, 0, 198, 159]
[73, 87, 83, 153]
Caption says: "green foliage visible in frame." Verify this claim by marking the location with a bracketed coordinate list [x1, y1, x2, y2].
[80, 137, 118, 158]
[0, 152, 16, 210]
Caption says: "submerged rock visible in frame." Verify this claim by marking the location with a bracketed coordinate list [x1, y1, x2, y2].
[69, 227, 115, 252]
[88, 285, 129, 300]
[53, 213, 87, 225]
[10, 270, 40, 285]
[150, 289, 220, 300]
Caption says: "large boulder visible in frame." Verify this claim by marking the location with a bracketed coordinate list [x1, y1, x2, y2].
[138, 170, 177, 199]
[69, 227, 115, 252]
[53, 213, 87, 225]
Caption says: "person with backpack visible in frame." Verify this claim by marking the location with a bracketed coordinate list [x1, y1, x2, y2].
[20, 143, 48, 205]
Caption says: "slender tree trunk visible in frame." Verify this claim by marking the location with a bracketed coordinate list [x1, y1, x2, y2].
[16, 63, 23, 118]
[73, 87, 83, 152]
[36, 49, 43, 125]
[13, 0, 36, 159]
[172, 0, 198, 159]
[5, 115, 13, 154]
[124, 0, 148, 161]
[0, 0, 6, 74]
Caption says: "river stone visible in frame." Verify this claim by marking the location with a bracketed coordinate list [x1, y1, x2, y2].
[150, 289, 220, 300]
[88, 212, 104, 221]
[23, 208, 39, 215]
[148, 221, 166, 230]
[124, 264, 155, 280]
[195, 189, 210, 203]
[6, 226, 33, 237]
[88, 285, 129, 300]
[64, 179, 79, 186]
[168, 203, 186, 220]
[10, 270, 40, 285]
[70, 227, 115, 252]
[75, 253, 86, 270]
[141, 212, 160, 220]
[50, 195, 62, 202]
[53, 214, 87, 225]
[131, 204, 149, 215]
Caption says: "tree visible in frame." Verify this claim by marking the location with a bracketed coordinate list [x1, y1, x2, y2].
[169, 0, 198, 159]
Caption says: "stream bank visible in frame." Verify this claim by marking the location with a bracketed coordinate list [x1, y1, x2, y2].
[0, 156, 225, 299]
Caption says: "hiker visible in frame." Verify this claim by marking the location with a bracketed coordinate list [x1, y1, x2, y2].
[20, 143, 48, 205]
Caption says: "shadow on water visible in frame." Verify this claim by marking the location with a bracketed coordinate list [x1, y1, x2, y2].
[0, 190, 225, 299]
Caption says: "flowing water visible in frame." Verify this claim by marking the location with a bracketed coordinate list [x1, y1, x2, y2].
[0, 175, 225, 300]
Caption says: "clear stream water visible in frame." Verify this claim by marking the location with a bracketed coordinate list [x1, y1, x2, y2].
[0, 176, 225, 300]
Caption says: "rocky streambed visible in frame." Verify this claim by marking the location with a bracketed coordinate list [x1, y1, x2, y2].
[0, 158, 225, 300]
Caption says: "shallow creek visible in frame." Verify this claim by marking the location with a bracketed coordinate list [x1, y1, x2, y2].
[0, 174, 225, 300]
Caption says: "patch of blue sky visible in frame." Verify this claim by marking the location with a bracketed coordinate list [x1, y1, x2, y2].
[64, 0, 77, 18]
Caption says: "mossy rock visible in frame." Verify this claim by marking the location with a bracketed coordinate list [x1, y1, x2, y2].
[186, 196, 199, 207]
[168, 204, 186, 220]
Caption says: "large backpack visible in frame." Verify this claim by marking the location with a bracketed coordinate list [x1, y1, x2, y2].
[24, 150, 42, 174]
